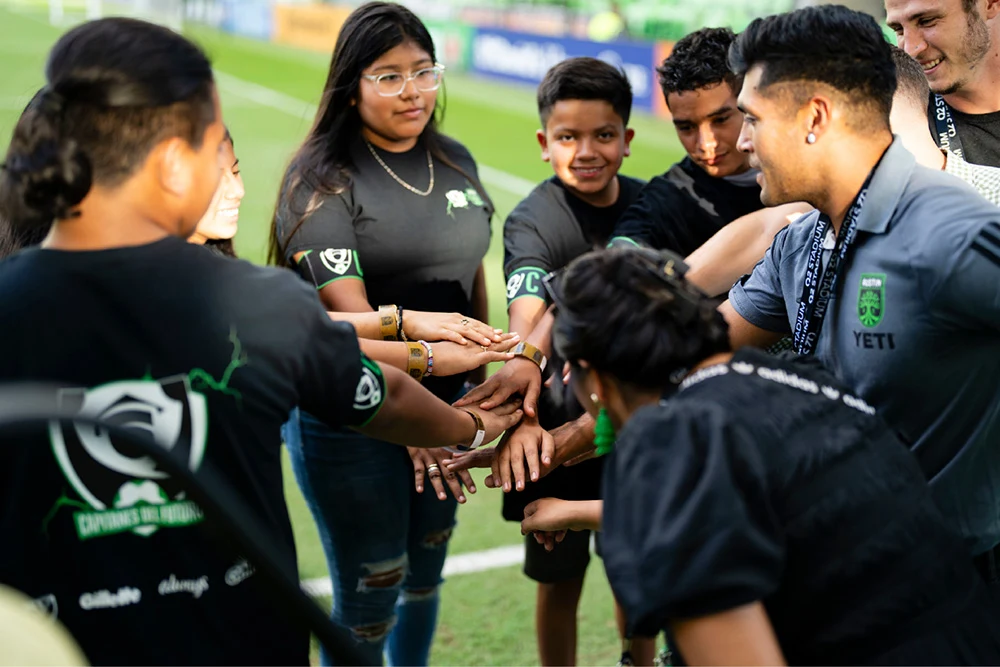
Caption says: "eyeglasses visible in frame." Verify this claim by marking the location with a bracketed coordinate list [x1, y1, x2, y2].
[362, 64, 446, 97]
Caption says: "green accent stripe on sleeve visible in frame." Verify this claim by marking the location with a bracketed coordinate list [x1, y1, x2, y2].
[316, 275, 364, 290]
[607, 236, 641, 249]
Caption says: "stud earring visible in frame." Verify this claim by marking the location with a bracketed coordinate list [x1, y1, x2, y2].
[806, 132, 817, 144]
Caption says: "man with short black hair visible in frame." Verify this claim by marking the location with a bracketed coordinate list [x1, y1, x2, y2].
[720, 4, 1000, 579]
[887, 0, 1000, 166]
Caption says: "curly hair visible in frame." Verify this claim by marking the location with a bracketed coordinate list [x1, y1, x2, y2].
[657, 27, 741, 106]
[552, 247, 730, 390]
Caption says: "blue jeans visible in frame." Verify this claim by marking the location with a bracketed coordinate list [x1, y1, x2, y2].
[283, 408, 457, 666]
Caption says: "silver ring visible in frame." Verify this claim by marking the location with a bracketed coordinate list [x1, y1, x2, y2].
[460, 318, 469, 326]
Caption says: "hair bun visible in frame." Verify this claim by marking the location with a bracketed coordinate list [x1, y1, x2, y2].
[2, 96, 92, 222]
[19, 137, 92, 220]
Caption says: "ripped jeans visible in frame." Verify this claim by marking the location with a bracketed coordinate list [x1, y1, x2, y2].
[283, 408, 457, 666]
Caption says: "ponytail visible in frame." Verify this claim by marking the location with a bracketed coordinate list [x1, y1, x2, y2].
[1, 87, 92, 224]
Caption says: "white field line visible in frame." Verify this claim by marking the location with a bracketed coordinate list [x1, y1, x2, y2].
[213, 70, 534, 198]
[300, 544, 525, 598]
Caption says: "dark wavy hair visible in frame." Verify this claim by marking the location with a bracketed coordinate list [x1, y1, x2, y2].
[552, 248, 730, 390]
[658, 27, 741, 107]
[728, 5, 895, 132]
[267, 1, 493, 267]
[0, 17, 215, 244]
[537, 57, 633, 126]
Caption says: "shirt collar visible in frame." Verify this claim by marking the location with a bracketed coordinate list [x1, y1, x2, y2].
[854, 136, 915, 235]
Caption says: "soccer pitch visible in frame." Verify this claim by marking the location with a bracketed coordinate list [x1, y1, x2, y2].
[0, 6, 685, 664]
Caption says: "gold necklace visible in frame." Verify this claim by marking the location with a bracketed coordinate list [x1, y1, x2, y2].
[365, 140, 434, 196]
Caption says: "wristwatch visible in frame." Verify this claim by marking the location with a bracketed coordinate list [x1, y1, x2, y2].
[512, 341, 547, 372]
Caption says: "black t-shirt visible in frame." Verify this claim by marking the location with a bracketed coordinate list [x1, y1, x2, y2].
[602, 348, 1000, 665]
[503, 174, 646, 297]
[276, 135, 492, 400]
[610, 157, 763, 254]
[928, 96, 1000, 167]
[0, 238, 386, 666]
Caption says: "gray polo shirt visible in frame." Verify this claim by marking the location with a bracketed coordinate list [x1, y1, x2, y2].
[730, 139, 1000, 555]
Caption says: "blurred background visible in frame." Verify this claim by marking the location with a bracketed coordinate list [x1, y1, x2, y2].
[0, 0, 887, 663]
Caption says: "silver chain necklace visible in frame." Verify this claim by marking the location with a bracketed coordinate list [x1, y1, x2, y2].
[365, 140, 434, 196]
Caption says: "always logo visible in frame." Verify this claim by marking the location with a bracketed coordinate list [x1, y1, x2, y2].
[158, 574, 209, 599]
[49, 376, 208, 541]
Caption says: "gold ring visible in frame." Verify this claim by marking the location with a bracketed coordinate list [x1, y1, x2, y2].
[426, 464, 441, 474]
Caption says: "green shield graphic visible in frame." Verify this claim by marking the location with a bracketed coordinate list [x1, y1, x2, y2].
[857, 273, 886, 328]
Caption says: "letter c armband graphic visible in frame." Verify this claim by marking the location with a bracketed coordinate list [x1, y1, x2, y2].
[505, 267, 547, 306]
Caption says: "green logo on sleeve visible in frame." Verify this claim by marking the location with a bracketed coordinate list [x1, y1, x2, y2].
[857, 273, 886, 328]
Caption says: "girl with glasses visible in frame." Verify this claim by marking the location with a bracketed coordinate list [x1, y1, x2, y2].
[269, 3, 498, 665]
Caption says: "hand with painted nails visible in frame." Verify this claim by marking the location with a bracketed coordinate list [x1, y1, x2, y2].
[430, 338, 519, 377]
[408, 447, 476, 503]
[403, 310, 505, 347]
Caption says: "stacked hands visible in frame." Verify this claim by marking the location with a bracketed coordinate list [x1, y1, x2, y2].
[430, 355, 599, 550]
[401, 311, 523, 503]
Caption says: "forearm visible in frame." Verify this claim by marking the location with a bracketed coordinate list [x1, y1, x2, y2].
[357, 364, 476, 448]
[525, 307, 556, 356]
[570, 500, 603, 531]
[358, 339, 407, 371]
[508, 297, 547, 340]
[686, 203, 809, 298]
[549, 413, 596, 468]
[329, 311, 380, 339]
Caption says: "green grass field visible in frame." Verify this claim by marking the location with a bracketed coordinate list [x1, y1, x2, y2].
[0, 5, 685, 663]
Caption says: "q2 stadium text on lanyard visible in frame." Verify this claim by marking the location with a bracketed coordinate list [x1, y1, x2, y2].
[933, 94, 965, 160]
[792, 179, 872, 356]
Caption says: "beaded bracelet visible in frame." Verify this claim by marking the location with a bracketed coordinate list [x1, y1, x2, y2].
[418, 340, 434, 377]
